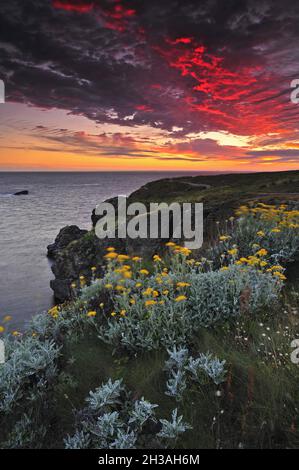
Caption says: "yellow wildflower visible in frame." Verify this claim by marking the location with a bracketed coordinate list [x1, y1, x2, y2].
[247, 256, 260, 266]
[3, 315, 12, 323]
[143, 287, 153, 296]
[176, 247, 191, 257]
[106, 247, 115, 252]
[87, 311, 97, 318]
[105, 252, 118, 260]
[271, 228, 281, 233]
[220, 267, 229, 271]
[228, 248, 238, 256]
[111, 312, 117, 317]
[105, 283, 113, 289]
[186, 259, 195, 265]
[122, 265, 131, 271]
[0, 326, 4, 333]
[132, 256, 142, 262]
[48, 306, 59, 318]
[270, 265, 284, 272]
[256, 249, 268, 257]
[117, 254, 130, 262]
[175, 295, 187, 302]
[12, 331, 21, 337]
[91, 266, 97, 272]
[260, 261, 268, 267]
[122, 271, 132, 279]
[120, 310, 126, 317]
[145, 300, 157, 307]
[273, 271, 287, 281]
[176, 282, 191, 288]
[139, 269, 149, 276]
[219, 235, 231, 242]
[115, 285, 126, 292]
[165, 242, 176, 247]
[257, 231, 265, 237]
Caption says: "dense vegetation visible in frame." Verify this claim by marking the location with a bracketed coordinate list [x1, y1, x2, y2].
[0, 200, 299, 449]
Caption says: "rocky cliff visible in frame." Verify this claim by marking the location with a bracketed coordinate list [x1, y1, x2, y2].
[48, 170, 299, 302]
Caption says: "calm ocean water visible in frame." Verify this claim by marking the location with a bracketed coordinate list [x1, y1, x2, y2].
[0, 171, 199, 327]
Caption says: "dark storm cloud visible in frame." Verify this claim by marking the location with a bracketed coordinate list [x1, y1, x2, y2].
[0, 0, 299, 136]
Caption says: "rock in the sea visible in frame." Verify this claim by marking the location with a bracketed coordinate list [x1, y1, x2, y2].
[47, 225, 88, 259]
[14, 190, 29, 195]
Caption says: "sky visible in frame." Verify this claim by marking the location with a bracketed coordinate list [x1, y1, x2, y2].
[0, 0, 299, 171]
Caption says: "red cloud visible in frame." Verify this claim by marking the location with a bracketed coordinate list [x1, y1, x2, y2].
[53, 0, 135, 32]
[135, 104, 153, 112]
[167, 37, 193, 45]
[53, 1, 94, 13]
[157, 37, 285, 135]
[102, 3, 136, 32]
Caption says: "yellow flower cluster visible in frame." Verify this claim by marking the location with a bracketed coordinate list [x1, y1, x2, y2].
[0, 316, 13, 334]
[219, 235, 231, 242]
[234, 256, 266, 267]
[48, 305, 59, 318]
[236, 203, 299, 230]
[166, 242, 192, 257]
[87, 311, 97, 318]
[110, 309, 127, 317]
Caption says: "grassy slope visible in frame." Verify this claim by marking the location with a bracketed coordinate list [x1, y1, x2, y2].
[130, 170, 299, 204]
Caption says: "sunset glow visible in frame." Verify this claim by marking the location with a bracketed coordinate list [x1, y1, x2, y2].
[0, 0, 299, 171]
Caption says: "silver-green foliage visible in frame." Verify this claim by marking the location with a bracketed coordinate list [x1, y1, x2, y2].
[86, 378, 124, 411]
[158, 409, 192, 440]
[64, 379, 191, 449]
[0, 337, 61, 414]
[165, 347, 226, 401]
[188, 266, 280, 326]
[98, 263, 280, 352]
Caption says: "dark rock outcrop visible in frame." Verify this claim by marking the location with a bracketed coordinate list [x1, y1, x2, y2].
[14, 190, 29, 195]
[47, 225, 88, 259]
[50, 232, 118, 302]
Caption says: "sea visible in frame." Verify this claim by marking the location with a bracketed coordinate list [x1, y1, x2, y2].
[0, 171, 201, 327]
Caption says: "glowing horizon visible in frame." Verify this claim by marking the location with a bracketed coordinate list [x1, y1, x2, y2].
[0, 1, 299, 172]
